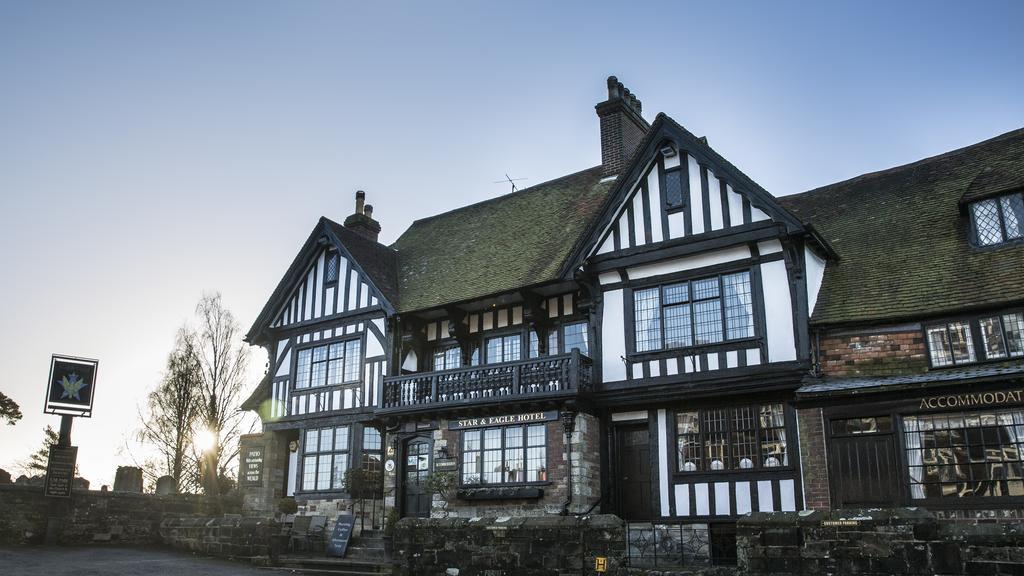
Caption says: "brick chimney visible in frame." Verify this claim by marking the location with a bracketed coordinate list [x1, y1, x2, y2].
[343, 190, 381, 242]
[595, 76, 650, 179]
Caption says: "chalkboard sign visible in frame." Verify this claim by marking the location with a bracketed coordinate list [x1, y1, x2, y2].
[326, 514, 355, 558]
[44, 446, 78, 498]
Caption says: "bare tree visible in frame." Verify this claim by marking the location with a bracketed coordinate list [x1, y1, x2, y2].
[138, 328, 203, 493]
[193, 293, 250, 495]
[0, 390, 21, 425]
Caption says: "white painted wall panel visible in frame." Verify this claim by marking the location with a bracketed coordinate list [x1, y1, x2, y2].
[276, 350, 292, 377]
[367, 329, 385, 358]
[647, 168, 663, 243]
[735, 481, 752, 515]
[688, 156, 705, 235]
[627, 246, 751, 280]
[347, 270, 358, 311]
[751, 205, 770, 222]
[780, 479, 797, 511]
[695, 483, 710, 515]
[727, 184, 744, 226]
[708, 173, 724, 231]
[617, 212, 631, 249]
[757, 481, 774, 512]
[601, 290, 627, 382]
[675, 484, 690, 516]
[597, 234, 614, 255]
[760, 260, 797, 362]
[757, 239, 783, 254]
[632, 190, 644, 247]
[314, 252, 324, 319]
[658, 409, 670, 517]
[714, 482, 731, 515]
[805, 247, 826, 316]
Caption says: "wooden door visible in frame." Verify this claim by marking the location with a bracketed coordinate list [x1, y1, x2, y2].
[830, 433, 900, 507]
[616, 424, 653, 521]
[402, 437, 432, 518]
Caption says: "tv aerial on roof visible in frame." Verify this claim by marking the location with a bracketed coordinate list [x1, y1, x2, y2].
[493, 173, 528, 193]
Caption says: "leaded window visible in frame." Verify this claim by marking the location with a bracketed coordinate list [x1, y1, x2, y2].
[676, 404, 788, 472]
[294, 339, 362, 389]
[461, 424, 546, 485]
[485, 334, 521, 364]
[664, 167, 685, 210]
[926, 312, 1024, 367]
[433, 345, 461, 371]
[361, 427, 382, 474]
[301, 426, 349, 491]
[325, 250, 340, 284]
[904, 409, 1024, 500]
[971, 192, 1024, 247]
[528, 321, 589, 357]
[634, 271, 754, 353]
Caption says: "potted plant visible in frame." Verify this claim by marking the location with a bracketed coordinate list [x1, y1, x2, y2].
[425, 471, 456, 518]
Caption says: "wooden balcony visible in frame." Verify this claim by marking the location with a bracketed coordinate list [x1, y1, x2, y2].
[380, 350, 592, 413]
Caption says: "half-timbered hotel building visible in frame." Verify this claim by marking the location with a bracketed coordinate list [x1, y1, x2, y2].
[237, 76, 1024, 558]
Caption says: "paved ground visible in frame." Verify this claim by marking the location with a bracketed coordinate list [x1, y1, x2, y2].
[0, 546, 283, 576]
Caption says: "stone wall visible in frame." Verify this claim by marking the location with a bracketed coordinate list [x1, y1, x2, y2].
[737, 508, 1024, 576]
[159, 515, 279, 559]
[392, 514, 625, 576]
[239, 431, 290, 516]
[818, 326, 928, 377]
[0, 484, 238, 546]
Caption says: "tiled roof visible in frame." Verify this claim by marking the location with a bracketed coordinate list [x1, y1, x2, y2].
[780, 128, 1024, 326]
[797, 362, 1024, 397]
[389, 166, 615, 313]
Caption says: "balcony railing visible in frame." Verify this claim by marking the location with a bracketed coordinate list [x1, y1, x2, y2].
[381, 350, 592, 411]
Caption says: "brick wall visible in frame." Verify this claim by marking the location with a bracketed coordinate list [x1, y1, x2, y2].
[796, 408, 830, 511]
[818, 327, 927, 377]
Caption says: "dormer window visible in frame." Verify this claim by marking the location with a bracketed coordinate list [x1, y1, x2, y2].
[925, 310, 1024, 367]
[970, 191, 1024, 247]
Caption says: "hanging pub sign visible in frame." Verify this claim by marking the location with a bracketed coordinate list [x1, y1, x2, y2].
[448, 410, 558, 430]
[45, 355, 99, 417]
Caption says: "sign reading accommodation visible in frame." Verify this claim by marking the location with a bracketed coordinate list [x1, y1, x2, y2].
[44, 446, 78, 498]
[449, 411, 558, 430]
[45, 355, 99, 417]
[918, 389, 1023, 410]
[326, 514, 356, 558]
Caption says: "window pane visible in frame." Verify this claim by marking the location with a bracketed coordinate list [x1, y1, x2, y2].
[312, 345, 328, 363]
[327, 358, 344, 385]
[433, 349, 446, 371]
[693, 300, 723, 345]
[305, 429, 319, 453]
[464, 430, 481, 451]
[979, 317, 1007, 359]
[634, 288, 662, 352]
[1001, 193, 1024, 240]
[664, 304, 693, 348]
[462, 450, 480, 485]
[503, 335, 521, 362]
[486, 337, 502, 363]
[723, 272, 754, 339]
[302, 456, 317, 490]
[332, 454, 348, 490]
[319, 428, 334, 452]
[692, 278, 720, 300]
[505, 448, 523, 482]
[363, 427, 381, 451]
[663, 282, 689, 305]
[676, 411, 701, 472]
[526, 446, 546, 481]
[446, 346, 461, 368]
[972, 199, 1004, 245]
[1004, 313, 1024, 357]
[311, 359, 327, 388]
[505, 426, 523, 447]
[329, 343, 344, 359]
[665, 169, 684, 208]
[760, 404, 788, 467]
[563, 322, 589, 355]
[926, 326, 953, 367]
[483, 449, 502, 483]
[334, 427, 349, 452]
[527, 424, 545, 446]
[703, 409, 728, 470]
[948, 321, 976, 364]
[344, 340, 361, 382]
[317, 455, 332, 490]
[731, 407, 756, 469]
[325, 252, 339, 283]
[484, 428, 501, 450]
[296, 349, 312, 389]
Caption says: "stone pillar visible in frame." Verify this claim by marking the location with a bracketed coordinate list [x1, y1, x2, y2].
[113, 466, 143, 493]
[155, 475, 177, 495]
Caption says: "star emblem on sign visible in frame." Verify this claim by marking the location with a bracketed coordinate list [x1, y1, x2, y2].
[60, 373, 88, 401]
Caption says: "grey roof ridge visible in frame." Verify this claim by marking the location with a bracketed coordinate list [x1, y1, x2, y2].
[783, 126, 1024, 202]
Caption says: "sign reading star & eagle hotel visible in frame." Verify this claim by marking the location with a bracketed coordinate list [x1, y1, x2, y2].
[45, 355, 98, 417]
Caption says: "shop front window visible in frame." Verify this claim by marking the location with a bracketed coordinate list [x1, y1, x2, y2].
[461, 423, 546, 485]
[904, 409, 1024, 500]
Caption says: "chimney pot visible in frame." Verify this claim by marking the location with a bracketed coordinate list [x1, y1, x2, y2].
[355, 191, 366, 214]
[344, 191, 381, 242]
[364, 204, 374, 218]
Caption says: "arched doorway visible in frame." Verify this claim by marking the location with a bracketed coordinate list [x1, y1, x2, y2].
[402, 436, 433, 518]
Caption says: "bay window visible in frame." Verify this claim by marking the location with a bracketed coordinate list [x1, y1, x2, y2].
[301, 426, 349, 491]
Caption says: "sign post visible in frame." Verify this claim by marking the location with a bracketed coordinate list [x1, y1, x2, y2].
[42, 354, 98, 544]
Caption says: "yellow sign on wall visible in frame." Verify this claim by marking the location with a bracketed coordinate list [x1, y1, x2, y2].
[595, 556, 607, 572]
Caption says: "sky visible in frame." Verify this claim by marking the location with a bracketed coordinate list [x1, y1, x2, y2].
[1, 1, 1022, 487]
